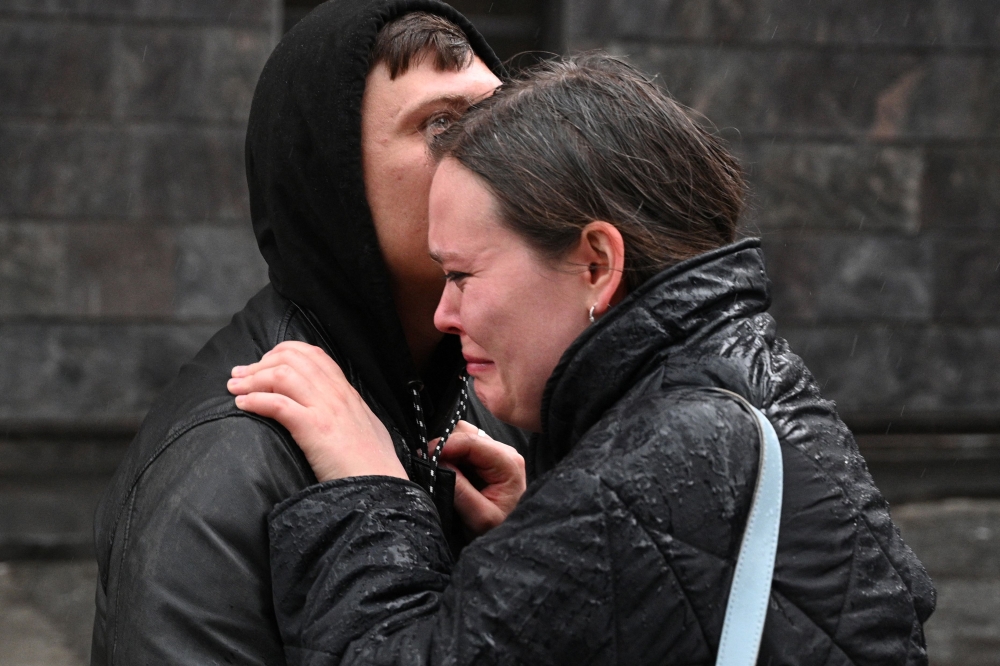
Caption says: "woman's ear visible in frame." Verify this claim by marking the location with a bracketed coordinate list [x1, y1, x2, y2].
[575, 221, 627, 317]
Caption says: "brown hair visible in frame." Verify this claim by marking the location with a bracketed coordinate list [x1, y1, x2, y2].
[371, 11, 474, 79]
[432, 53, 747, 291]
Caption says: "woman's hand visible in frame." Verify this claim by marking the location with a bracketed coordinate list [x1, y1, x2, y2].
[437, 421, 526, 536]
[227, 341, 406, 483]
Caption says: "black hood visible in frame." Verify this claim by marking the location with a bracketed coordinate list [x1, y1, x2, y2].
[245, 0, 503, 440]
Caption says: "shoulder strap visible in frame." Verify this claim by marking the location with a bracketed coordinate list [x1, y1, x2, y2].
[709, 390, 784, 666]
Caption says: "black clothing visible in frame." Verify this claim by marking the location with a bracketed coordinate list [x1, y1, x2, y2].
[91, 1, 514, 663]
[269, 239, 935, 666]
[247, 0, 500, 437]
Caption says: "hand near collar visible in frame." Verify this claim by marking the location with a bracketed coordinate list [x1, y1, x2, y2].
[228, 343, 526, 535]
[227, 341, 406, 482]
[435, 421, 526, 536]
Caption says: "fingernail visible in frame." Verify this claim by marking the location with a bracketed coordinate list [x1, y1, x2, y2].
[234, 395, 246, 409]
[231, 365, 246, 376]
[478, 429, 486, 437]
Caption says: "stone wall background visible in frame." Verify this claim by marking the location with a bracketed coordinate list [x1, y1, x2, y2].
[0, 0, 998, 664]
[0, 0, 276, 561]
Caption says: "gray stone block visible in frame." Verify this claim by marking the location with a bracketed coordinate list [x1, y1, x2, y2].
[739, 142, 922, 232]
[131, 126, 250, 222]
[116, 25, 272, 123]
[0, 477, 104, 559]
[64, 224, 176, 317]
[623, 45, 1000, 140]
[762, 233, 931, 325]
[0, 124, 248, 221]
[0, 20, 269, 122]
[0, 222, 69, 317]
[174, 225, 268, 320]
[868, 455, 1000, 505]
[0, 437, 129, 477]
[889, 499, 1000, 665]
[135, 0, 279, 25]
[0, 323, 217, 425]
[924, 579, 1000, 666]
[780, 325, 1000, 427]
[932, 232, 1000, 324]
[893, 499, 1000, 580]
[565, 0, 1000, 49]
[0, 0, 278, 27]
[0, 20, 115, 118]
[860, 434, 1000, 503]
[923, 148, 1000, 231]
[0, 222, 176, 318]
[0, 124, 132, 220]
[0, 561, 96, 666]
[911, 55, 1000, 140]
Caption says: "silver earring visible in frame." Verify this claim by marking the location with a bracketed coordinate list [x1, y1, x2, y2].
[588, 304, 597, 324]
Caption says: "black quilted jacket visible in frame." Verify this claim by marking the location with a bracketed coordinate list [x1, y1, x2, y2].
[269, 239, 935, 665]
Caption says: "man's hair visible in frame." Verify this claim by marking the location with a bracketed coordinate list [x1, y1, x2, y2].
[371, 11, 475, 79]
[432, 53, 747, 291]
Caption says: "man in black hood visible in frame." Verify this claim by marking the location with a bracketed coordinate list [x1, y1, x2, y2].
[91, 2, 519, 663]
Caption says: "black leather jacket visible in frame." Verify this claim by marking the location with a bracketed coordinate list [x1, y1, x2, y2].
[92, 1, 511, 662]
[268, 240, 935, 665]
[91, 286, 523, 664]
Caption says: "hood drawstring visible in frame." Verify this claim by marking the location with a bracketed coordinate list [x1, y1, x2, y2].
[410, 375, 469, 497]
[409, 380, 429, 459]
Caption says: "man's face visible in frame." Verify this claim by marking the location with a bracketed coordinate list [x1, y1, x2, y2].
[361, 54, 500, 295]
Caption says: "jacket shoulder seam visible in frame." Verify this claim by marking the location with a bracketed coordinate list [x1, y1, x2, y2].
[103, 410, 289, 557]
[275, 298, 298, 345]
[109, 488, 137, 666]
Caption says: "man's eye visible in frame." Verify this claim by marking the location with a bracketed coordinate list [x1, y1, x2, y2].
[425, 114, 454, 136]
[444, 271, 469, 284]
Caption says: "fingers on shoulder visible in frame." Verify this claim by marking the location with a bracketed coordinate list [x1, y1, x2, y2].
[267, 341, 348, 382]
[235, 390, 308, 425]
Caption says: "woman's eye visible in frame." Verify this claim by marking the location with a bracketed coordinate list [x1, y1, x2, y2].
[444, 271, 469, 284]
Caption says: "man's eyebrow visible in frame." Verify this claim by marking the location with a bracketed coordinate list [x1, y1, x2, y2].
[400, 95, 475, 129]
[408, 94, 477, 114]
[437, 93, 477, 106]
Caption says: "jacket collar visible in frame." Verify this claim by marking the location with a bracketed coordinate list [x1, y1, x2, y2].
[536, 238, 770, 466]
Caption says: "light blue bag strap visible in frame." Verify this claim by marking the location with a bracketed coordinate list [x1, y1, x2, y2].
[712, 391, 784, 666]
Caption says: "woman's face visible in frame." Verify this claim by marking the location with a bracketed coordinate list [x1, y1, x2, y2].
[429, 159, 593, 432]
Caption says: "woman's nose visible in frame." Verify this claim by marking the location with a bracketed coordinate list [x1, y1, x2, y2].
[434, 283, 462, 335]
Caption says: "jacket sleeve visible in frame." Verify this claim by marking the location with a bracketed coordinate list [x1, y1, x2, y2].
[93, 416, 313, 665]
[269, 470, 632, 666]
[267, 391, 771, 666]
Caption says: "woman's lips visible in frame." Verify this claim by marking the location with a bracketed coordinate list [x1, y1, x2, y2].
[463, 355, 494, 376]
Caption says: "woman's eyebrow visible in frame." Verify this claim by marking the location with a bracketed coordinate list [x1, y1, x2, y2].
[429, 250, 462, 265]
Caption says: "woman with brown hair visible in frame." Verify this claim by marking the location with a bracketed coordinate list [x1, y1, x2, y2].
[228, 54, 934, 665]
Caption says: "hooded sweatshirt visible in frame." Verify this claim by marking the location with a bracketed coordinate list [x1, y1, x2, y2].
[91, 2, 516, 663]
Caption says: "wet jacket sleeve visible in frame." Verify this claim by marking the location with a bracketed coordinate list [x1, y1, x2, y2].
[268, 470, 638, 666]
[92, 417, 312, 665]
